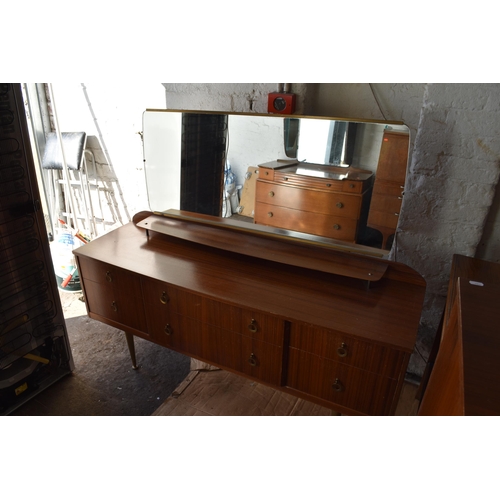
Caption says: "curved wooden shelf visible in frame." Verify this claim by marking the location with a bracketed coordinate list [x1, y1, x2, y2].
[136, 210, 391, 282]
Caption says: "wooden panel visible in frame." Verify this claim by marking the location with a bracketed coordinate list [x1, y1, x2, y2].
[372, 179, 405, 198]
[418, 295, 464, 415]
[254, 202, 357, 241]
[369, 193, 403, 214]
[367, 210, 400, 231]
[255, 180, 362, 218]
[140, 211, 391, 279]
[201, 297, 284, 346]
[82, 278, 147, 333]
[76, 221, 425, 351]
[203, 325, 283, 386]
[258, 166, 275, 181]
[290, 323, 406, 379]
[238, 166, 259, 217]
[273, 171, 365, 194]
[287, 348, 399, 415]
[376, 132, 409, 183]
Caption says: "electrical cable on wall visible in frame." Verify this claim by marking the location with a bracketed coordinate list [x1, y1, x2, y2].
[368, 83, 388, 121]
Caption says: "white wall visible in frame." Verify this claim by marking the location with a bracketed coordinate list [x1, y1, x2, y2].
[50, 82, 166, 223]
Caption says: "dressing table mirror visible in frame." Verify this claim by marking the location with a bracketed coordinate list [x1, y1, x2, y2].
[142, 110, 410, 255]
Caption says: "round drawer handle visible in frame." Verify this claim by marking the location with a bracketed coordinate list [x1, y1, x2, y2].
[248, 319, 258, 333]
[164, 324, 173, 336]
[106, 271, 112, 282]
[326, 183, 332, 187]
[349, 183, 355, 189]
[267, 212, 273, 218]
[248, 353, 258, 367]
[268, 191, 275, 197]
[111, 301, 117, 312]
[333, 224, 341, 230]
[332, 378, 344, 392]
[160, 291, 169, 304]
[337, 342, 348, 357]
[336, 202, 344, 209]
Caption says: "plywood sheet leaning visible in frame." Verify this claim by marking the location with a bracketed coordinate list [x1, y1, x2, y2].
[237, 167, 259, 218]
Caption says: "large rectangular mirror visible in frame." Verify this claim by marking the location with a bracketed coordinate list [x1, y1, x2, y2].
[142, 110, 409, 253]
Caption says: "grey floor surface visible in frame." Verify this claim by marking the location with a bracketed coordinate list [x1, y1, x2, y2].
[9, 290, 191, 416]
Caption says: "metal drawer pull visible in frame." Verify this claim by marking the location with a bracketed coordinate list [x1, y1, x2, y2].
[164, 324, 173, 336]
[326, 183, 332, 187]
[333, 224, 341, 230]
[267, 212, 273, 218]
[111, 301, 117, 312]
[106, 271, 112, 282]
[248, 319, 258, 333]
[268, 191, 275, 197]
[332, 378, 344, 392]
[248, 353, 258, 367]
[336, 202, 343, 209]
[337, 342, 348, 357]
[160, 291, 169, 304]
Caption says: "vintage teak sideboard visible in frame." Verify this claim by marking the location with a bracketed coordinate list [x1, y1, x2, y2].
[74, 210, 426, 416]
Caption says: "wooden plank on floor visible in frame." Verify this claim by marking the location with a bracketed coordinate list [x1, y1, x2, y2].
[152, 369, 338, 416]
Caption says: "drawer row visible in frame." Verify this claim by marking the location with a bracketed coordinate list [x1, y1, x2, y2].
[254, 202, 358, 241]
[77, 256, 407, 415]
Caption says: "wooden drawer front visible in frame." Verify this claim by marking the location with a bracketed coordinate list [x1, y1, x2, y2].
[256, 181, 361, 218]
[204, 325, 283, 385]
[78, 257, 127, 286]
[147, 310, 282, 386]
[289, 324, 406, 380]
[255, 202, 357, 241]
[367, 210, 400, 231]
[201, 298, 284, 346]
[141, 277, 206, 321]
[258, 167, 275, 181]
[149, 312, 204, 357]
[273, 172, 364, 194]
[82, 278, 147, 332]
[142, 276, 178, 314]
[287, 348, 399, 415]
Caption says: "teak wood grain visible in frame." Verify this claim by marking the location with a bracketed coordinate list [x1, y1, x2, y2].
[419, 275, 500, 416]
[74, 213, 426, 415]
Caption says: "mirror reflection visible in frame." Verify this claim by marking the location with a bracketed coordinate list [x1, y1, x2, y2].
[143, 110, 409, 252]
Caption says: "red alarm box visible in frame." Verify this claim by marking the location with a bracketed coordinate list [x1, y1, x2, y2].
[268, 92, 296, 114]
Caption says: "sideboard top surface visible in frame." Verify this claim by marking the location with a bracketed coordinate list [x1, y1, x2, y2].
[74, 218, 425, 351]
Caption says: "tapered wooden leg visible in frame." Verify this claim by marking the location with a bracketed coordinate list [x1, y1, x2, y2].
[124, 331, 139, 369]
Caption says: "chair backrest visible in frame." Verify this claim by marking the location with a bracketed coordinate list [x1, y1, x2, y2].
[42, 132, 87, 170]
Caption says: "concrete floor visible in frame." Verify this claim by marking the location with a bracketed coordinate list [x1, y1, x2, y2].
[10, 290, 191, 416]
